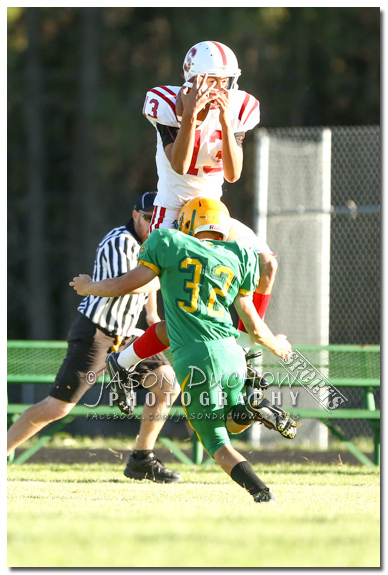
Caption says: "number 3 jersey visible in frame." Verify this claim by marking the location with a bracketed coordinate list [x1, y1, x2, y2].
[138, 229, 260, 351]
[142, 85, 260, 211]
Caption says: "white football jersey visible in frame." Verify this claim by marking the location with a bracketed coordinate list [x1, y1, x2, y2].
[143, 85, 260, 211]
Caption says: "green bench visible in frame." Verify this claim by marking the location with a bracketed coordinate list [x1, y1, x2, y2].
[258, 344, 380, 467]
[7, 340, 203, 465]
[7, 341, 380, 467]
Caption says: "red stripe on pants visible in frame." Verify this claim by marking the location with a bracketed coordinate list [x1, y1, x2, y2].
[150, 207, 166, 231]
[153, 207, 166, 229]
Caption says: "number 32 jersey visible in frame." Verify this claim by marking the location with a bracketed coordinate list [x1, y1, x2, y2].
[142, 86, 260, 211]
[138, 229, 260, 352]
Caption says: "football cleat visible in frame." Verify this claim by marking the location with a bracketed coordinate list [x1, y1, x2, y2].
[253, 488, 276, 504]
[245, 390, 299, 439]
[124, 452, 181, 484]
[245, 348, 262, 363]
[106, 352, 136, 415]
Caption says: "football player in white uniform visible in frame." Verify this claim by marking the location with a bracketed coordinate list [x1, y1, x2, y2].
[142, 41, 277, 347]
[143, 41, 258, 222]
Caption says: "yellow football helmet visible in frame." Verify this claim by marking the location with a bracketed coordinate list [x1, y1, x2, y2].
[177, 197, 231, 240]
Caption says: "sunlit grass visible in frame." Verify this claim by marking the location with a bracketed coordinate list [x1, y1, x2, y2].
[7, 462, 380, 568]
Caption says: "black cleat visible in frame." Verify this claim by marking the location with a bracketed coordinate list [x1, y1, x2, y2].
[106, 352, 136, 415]
[253, 488, 276, 503]
[124, 452, 181, 483]
[246, 390, 299, 439]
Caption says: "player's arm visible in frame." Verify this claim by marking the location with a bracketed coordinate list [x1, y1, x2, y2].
[164, 122, 195, 175]
[97, 235, 161, 294]
[166, 74, 216, 175]
[128, 276, 160, 294]
[234, 293, 291, 359]
[217, 89, 243, 183]
[114, 237, 161, 295]
[70, 265, 158, 297]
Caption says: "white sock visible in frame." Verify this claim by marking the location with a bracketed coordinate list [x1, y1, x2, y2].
[236, 330, 254, 350]
[246, 342, 263, 367]
[117, 343, 142, 370]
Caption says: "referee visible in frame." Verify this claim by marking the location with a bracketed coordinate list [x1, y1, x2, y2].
[7, 192, 181, 483]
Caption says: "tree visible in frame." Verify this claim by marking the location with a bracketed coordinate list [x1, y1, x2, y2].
[24, 7, 53, 338]
[7, 7, 380, 339]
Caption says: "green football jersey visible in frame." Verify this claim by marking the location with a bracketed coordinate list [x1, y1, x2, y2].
[138, 229, 260, 351]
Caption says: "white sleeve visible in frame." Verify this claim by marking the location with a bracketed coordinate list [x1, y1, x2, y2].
[229, 219, 272, 254]
[230, 90, 261, 133]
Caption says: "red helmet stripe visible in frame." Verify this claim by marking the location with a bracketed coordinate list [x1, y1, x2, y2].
[211, 41, 228, 65]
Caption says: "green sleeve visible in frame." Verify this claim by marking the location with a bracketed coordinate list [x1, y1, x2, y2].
[238, 247, 261, 295]
[137, 229, 167, 275]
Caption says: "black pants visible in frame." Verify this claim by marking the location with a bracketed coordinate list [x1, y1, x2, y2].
[49, 314, 169, 404]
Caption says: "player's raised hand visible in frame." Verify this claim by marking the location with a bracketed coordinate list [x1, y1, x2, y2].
[69, 274, 93, 296]
[215, 89, 231, 126]
[179, 74, 216, 117]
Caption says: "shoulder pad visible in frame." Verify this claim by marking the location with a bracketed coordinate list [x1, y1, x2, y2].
[143, 85, 180, 127]
[230, 90, 260, 131]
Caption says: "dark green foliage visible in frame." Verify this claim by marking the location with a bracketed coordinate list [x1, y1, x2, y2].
[7, 8, 380, 338]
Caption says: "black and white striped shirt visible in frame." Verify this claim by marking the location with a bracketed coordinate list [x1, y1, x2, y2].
[78, 224, 148, 337]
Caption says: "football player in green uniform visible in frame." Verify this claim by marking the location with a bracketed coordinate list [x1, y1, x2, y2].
[71, 198, 296, 503]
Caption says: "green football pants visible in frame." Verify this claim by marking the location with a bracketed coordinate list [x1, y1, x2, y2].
[173, 337, 246, 457]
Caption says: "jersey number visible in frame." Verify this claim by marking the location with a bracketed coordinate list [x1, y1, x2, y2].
[178, 258, 234, 317]
[178, 258, 202, 313]
[143, 95, 159, 118]
[208, 266, 235, 317]
[187, 129, 223, 176]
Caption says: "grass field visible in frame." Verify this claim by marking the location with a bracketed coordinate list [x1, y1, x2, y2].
[7, 461, 380, 568]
